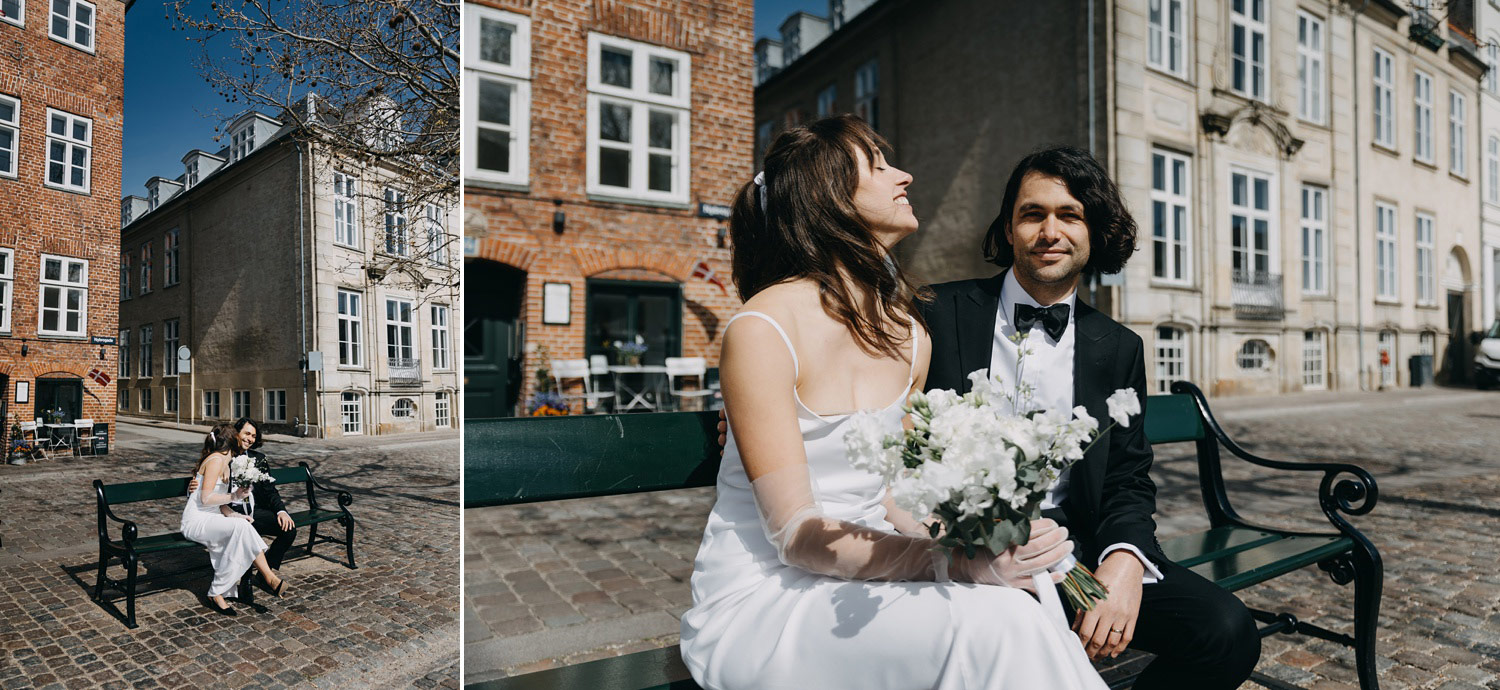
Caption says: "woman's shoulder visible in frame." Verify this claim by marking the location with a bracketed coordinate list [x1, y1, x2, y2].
[736, 281, 820, 326]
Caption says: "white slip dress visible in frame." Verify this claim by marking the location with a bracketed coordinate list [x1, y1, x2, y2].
[679, 311, 1106, 690]
[180, 474, 266, 598]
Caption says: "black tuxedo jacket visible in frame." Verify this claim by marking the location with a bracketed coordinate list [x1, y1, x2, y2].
[917, 271, 1165, 568]
[231, 449, 288, 516]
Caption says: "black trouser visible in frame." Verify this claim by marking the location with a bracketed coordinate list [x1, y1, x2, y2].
[252, 508, 297, 570]
[1059, 557, 1260, 690]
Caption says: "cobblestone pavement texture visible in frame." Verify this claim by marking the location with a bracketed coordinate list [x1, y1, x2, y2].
[465, 387, 1500, 689]
[0, 423, 460, 689]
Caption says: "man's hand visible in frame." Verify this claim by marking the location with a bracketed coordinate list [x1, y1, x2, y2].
[239, 514, 254, 523]
[1073, 550, 1145, 659]
[277, 511, 295, 531]
[187, 476, 199, 493]
[716, 409, 728, 454]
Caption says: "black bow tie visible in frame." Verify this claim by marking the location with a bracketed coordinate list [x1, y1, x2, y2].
[1014, 303, 1071, 341]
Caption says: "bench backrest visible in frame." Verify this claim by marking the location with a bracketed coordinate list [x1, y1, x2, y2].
[465, 394, 1205, 509]
[98, 464, 315, 506]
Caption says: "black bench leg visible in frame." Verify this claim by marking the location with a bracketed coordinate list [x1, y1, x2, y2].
[341, 516, 356, 569]
[123, 554, 138, 630]
[93, 550, 108, 602]
[307, 522, 318, 558]
[1352, 544, 1383, 690]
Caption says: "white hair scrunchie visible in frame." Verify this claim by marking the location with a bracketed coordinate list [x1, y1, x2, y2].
[209, 430, 217, 443]
[753, 171, 767, 213]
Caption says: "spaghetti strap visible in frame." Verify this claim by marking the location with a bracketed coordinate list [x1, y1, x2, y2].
[725, 311, 800, 379]
[907, 315, 919, 383]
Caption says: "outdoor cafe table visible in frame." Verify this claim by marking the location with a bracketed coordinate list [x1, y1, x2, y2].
[43, 423, 77, 451]
[607, 364, 668, 412]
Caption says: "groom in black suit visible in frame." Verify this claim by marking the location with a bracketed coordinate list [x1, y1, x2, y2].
[918, 146, 1259, 689]
[230, 418, 298, 572]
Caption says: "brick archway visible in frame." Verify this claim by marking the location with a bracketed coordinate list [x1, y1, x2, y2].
[468, 238, 539, 273]
[572, 247, 693, 282]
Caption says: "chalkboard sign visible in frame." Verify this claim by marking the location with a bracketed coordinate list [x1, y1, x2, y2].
[91, 423, 108, 455]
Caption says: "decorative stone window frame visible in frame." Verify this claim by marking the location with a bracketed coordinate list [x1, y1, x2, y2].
[1236, 339, 1272, 371]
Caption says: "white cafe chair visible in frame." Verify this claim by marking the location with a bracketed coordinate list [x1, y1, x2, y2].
[73, 418, 97, 456]
[551, 359, 614, 413]
[665, 357, 716, 411]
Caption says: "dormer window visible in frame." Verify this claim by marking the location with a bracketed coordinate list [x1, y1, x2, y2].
[148, 184, 159, 210]
[185, 160, 199, 187]
[121, 199, 132, 226]
[49, 0, 94, 53]
[231, 125, 255, 162]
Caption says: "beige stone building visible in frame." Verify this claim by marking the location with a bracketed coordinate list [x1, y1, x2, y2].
[757, 0, 1488, 397]
[120, 105, 460, 437]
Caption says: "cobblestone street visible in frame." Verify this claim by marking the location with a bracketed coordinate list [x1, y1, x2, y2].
[466, 387, 1500, 689]
[0, 421, 460, 689]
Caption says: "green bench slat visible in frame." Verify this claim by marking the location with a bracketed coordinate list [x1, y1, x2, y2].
[269, 466, 311, 484]
[468, 645, 699, 690]
[464, 412, 721, 508]
[1185, 534, 1352, 592]
[1159, 526, 1284, 568]
[1142, 394, 1204, 444]
[103, 478, 192, 504]
[290, 509, 345, 526]
[128, 533, 199, 554]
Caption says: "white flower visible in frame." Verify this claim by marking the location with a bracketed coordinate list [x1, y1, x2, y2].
[843, 412, 902, 481]
[925, 388, 961, 416]
[1106, 388, 1141, 428]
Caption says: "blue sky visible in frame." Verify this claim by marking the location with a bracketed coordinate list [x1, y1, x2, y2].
[122, 0, 824, 197]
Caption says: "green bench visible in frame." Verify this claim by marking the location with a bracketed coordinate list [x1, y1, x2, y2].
[93, 461, 357, 628]
[465, 381, 1381, 690]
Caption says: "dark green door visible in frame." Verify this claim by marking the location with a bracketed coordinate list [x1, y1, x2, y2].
[465, 260, 525, 418]
[1447, 291, 1467, 384]
[35, 378, 84, 422]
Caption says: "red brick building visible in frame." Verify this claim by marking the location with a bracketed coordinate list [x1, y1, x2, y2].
[0, 0, 124, 449]
[463, 0, 754, 417]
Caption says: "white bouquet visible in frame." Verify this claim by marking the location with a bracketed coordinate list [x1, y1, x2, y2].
[844, 333, 1141, 612]
[228, 454, 272, 495]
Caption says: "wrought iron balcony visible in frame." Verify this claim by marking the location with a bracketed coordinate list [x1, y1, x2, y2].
[388, 357, 422, 385]
[1409, 8, 1444, 51]
[1231, 270, 1284, 321]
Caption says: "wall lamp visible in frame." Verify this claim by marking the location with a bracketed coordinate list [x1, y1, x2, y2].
[552, 199, 566, 235]
[717, 224, 728, 249]
[100, 347, 107, 360]
[20, 340, 27, 357]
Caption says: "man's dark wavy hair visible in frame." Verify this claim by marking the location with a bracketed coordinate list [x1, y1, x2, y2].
[233, 417, 265, 451]
[982, 145, 1137, 275]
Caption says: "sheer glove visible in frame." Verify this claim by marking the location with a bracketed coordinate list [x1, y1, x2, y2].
[947, 519, 1074, 592]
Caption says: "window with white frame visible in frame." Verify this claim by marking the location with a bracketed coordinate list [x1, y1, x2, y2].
[816, 83, 836, 117]
[49, 0, 94, 52]
[163, 319, 179, 376]
[1148, 0, 1187, 78]
[1151, 149, 1191, 284]
[338, 289, 363, 367]
[1230, 0, 1267, 100]
[138, 325, 153, 377]
[1230, 168, 1273, 279]
[431, 304, 451, 370]
[232, 390, 250, 419]
[1378, 330, 1397, 386]
[1376, 202, 1398, 300]
[1301, 185, 1327, 295]
[1416, 212, 1435, 305]
[333, 172, 359, 247]
[1414, 71, 1434, 164]
[1489, 137, 1499, 204]
[203, 390, 221, 418]
[0, 94, 17, 178]
[1, 0, 22, 28]
[118, 387, 128, 411]
[1450, 91, 1467, 176]
[138, 242, 152, 294]
[120, 251, 130, 299]
[1237, 339, 1270, 370]
[341, 392, 363, 434]
[1297, 10, 1325, 124]
[140, 388, 152, 412]
[854, 59, 879, 129]
[165, 388, 178, 413]
[386, 298, 414, 363]
[38, 254, 87, 336]
[465, 4, 531, 185]
[393, 397, 415, 418]
[1154, 326, 1187, 394]
[425, 204, 447, 265]
[384, 187, 408, 256]
[435, 391, 451, 428]
[0, 247, 11, 332]
[1374, 48, 1395, 148]
[230, 124, 255, 163]
[164, 228, 179, 286]
[148, 185, 159, 211]
[265, 390, 287, 423]
[586, 34, 692, 204]
[1419, 330, 1436, 356]
[185, 160, 198, 188]
[118, 329, 129, 378]
[1488, 41, 1499, 94]
[1302, 330, 1326, 389]
[45, 109, 91, 193]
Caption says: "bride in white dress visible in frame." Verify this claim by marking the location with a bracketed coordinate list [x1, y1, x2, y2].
[181, 422, 286, 615]
[678, 116, 1106, 690]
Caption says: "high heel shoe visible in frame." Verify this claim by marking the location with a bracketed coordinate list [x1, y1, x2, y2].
[270, 576, 288, 598]
[208, 598, 238, 616]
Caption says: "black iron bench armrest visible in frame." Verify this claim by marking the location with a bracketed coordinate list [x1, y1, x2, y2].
[100, 503, 139, 551]
[301, 463, 353, 508]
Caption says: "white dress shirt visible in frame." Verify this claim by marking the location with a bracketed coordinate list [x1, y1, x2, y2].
[989, 271, 1163, 583]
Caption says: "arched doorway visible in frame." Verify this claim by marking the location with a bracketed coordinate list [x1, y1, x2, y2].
[465, 259, 526, 418]
[1442, 248, 1473, 385]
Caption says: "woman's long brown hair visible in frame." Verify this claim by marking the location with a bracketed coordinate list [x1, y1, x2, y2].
[198, 421, 240, 468]
[730, 115, 929, 359]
